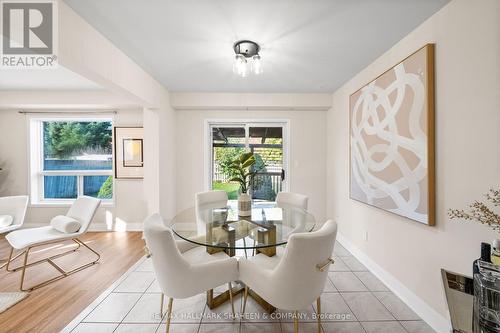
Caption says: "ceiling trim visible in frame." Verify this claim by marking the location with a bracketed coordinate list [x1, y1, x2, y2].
[170, 93, 332, 111]
[0, 90, 139, 110]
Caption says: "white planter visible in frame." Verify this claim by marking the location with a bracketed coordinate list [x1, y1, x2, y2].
[238, 193, 251, 217]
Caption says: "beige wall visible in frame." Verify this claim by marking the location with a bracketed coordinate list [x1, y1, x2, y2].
[159, 96, 178, 220]
[175, 109, 327, 224]
[142, 99, 178, 221]
[0, 109, 148, 228]
[327, 0, 500, 329]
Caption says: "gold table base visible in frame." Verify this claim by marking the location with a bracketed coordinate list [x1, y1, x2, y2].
[205, 245, 276, 313]
[206, 281, 276, 313]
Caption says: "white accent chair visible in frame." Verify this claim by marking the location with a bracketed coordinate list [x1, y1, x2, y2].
[276, 192, 308, 210]
[0, 195, 29, 268]
[276, 192, 309, 242]
[195, 190, 228, 233]
[5, 196, 101, 291]
[143, 213, 239, 333]
[239, 220, 338, 333]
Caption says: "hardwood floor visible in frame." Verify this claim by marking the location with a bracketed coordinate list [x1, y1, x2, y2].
[0, 232, 145, 333]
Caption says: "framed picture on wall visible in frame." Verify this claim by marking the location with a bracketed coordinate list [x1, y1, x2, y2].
[114, 127, 144, 179]
[349, 44, 435, 226]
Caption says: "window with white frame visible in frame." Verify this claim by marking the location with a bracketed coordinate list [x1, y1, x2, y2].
[29, 117, 113, 204]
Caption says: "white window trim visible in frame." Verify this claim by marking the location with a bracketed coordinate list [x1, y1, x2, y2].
[204, 119, 290, 193]
[28, 116, 115, 207]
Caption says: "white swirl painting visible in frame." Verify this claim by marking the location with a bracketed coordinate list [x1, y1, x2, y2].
[350, 44, 435, 225]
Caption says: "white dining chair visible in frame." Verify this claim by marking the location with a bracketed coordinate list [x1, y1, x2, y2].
[143, 213, 239, 333]
[276, 192, 308, 210]
[5, 196, 101, 291]
[195, 190, 228, 232]
[0, 195, 29, 268]
[276, 192, 309, 250]
[239, 220, 338, 333]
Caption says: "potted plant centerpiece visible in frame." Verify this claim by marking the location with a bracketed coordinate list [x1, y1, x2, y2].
[226, 152, 262, 217]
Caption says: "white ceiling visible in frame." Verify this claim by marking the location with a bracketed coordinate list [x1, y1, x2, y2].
[64, 0, 449, 93]
[0, 66, 102, 90]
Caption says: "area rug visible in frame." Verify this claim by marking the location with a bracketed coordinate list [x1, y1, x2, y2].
[0, 292, 29, 313]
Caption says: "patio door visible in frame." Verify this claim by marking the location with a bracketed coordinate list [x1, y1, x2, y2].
[208, 121, 288, 202]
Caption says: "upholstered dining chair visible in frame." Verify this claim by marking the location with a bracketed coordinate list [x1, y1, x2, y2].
[195, 190, 228, 232]
[239, 220, 338, 333]
[5, 196, 101, 291]
[276, 192, 308, 210]
[275, 192, 310, 253]
[0, 195, 29, 268]
[143, 213, 239, 333]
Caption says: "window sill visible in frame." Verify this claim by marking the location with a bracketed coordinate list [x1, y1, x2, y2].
[30, 200, 115, 208]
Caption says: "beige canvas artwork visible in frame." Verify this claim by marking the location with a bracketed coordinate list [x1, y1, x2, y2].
[350, 44, 435, 225]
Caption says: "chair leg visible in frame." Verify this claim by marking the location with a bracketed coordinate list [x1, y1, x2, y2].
[19, 247, 31, 291]
[228, 282, 235, 320]
[294, 310, 299, 333]
[316, 297, 321, 333]
[242, 286, 249, 315]
[2, 247, 15, 270]
[7, 239, 82, 272]
[11, 238, 100, 291]
[160, 293, 164, 318]
[165, 297, 173, 333]
[75, 238, 100, 262]
[1, 247, 26, 270]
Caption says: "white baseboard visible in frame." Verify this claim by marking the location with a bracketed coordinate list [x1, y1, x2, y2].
[336, 233, 451, 333]
[23, 222, 143, 232]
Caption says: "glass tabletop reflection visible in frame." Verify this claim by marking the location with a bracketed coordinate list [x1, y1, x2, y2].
[171, 201, 315, 250]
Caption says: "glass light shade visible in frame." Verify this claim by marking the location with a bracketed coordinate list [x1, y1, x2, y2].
[251, 55, 263, 75]
[233, 54, 248, 77]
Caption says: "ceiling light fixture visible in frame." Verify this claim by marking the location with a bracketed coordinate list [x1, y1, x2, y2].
[233, 40, 262, 77]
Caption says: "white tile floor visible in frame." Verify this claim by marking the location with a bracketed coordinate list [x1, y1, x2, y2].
[62, 242, 436, 333]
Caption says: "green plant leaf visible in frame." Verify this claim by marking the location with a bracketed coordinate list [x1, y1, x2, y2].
[239, 152, 253, 163]
[241, 156, 255, 169]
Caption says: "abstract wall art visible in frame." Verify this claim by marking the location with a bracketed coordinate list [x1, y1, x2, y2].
[349, 44, 435, 225]
[114, 127, 144, 179]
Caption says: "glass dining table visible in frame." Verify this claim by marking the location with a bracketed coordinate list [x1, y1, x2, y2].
[171, 201, 316, 312]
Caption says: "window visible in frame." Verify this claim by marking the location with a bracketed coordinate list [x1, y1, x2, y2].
[29, 118, 113, 204]
[208, 121, 288, 202]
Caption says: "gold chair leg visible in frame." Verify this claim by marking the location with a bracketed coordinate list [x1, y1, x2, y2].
[12, 238, 100, 291]
[19, 247, 31, 291]
[228, 282, 235, 320]
[1, 247, 24, 270]
[3, 247, 15, 271]
[75, 238, 100, 262]
[7, 239, 82, 272]
[242, 286, 249, 315]
[165, 297, 173, 333]
[160, 293, 164, 318]
[294, 310, 299, 333]
[317, 297, 321, 333]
